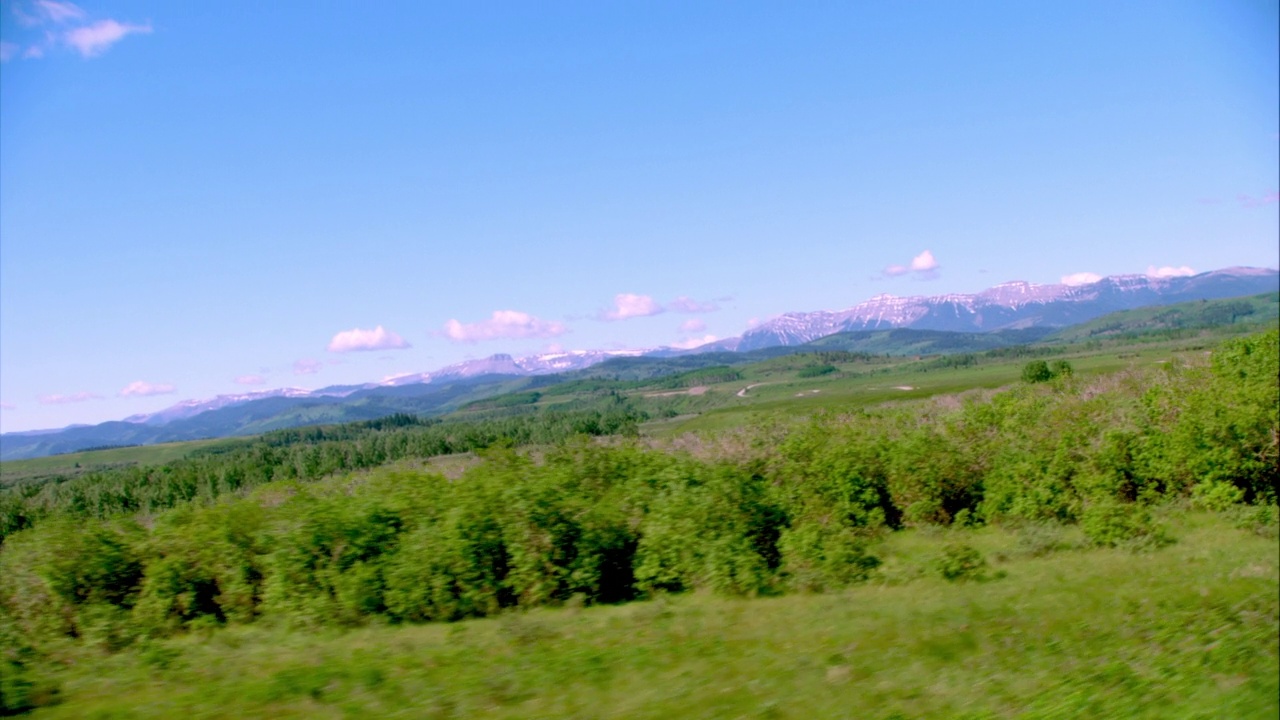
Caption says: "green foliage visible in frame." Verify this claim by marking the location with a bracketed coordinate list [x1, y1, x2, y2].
[1021, 360, 1054, 383]
[1, 400, 648, 542]
[133, 503, 268, 634]
[1191, 480, 1246, 511]
[935, 543, 987, 581]
[1228, 504, 1279, 539]
[779, 523, 880, 592]
[1014, 521, 1069, 557]
[634, 464, 784, 597]
[1080, 502, 1173, 551]
[654, 366, 742, 389]
[0, 328, 1275, 686]
[796, 364, 837, 378]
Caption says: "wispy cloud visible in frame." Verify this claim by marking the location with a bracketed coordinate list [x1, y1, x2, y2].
[1061, 272, 1102, 286]
[327, 325, 411, 353]
[883, 250, 940, 279]
[120, 380, 175, 397]
[670, 334, 718, 350]
[599, 294, 664, 321]
[64, 19, 151, 57]
[1238, 191, 1279, 208]
[0, 402, 15, 411]
[595, 293, 720, 321]
[293, 359, 323, 375]
[679, 318, 707, 333]
[234, 374, 266, 386]
[668, 296, 719, 314]
[34, 0, 86, 23]
[1147, 265, 1196, 279]
[443, 311, 567, 343]
[2, 2, 150, 61]
[38, 391, 100, 405]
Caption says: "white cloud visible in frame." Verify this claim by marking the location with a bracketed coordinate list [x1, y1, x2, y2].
[38, 391, 101, 405]
[327, 325, 411, 353]
[884, 250, 940, 279]
[7, 3, 150, 59]
[293, 359, 323, 375]
[34, 0, 86, 23]
[668, 296, 719, 314]
[670, 334, 718, 350]
[119, 380, 175, 397]
[1061, 272, 1102, 286]
[679, 318, 707, 333]
[64, 19, 151, 57]
[910, 250, 938, 272]
[1147, 265, 1196, 279]
[443, 310, 567, 343]
[0, 402, 15, 410]
[234, 374, 266, 386]
[600, 293, 663, 321]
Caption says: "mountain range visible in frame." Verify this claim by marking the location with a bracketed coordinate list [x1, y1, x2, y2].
[731, 267, 1279, 351]
[2, 266, 1276, 461]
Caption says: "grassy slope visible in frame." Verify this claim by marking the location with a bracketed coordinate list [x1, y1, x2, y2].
[1044, 292, 1279, 343]
[636, 332, 1226, 436]
[0, 437, 248, 487]
[24, 512, 1278, 719]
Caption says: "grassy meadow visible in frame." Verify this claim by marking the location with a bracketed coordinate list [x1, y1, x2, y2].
[12, 511, 1277, 719]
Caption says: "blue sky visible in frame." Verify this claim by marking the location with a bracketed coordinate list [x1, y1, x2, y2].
[1, 0, 1277, 432]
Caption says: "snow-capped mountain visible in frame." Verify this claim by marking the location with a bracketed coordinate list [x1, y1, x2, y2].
[127, 350, 651, 424]
[380, 349, 645, 387]
[121, 386, 370, 426]
[3, 265, 1275, 461]
[735, 268, 1279, 351]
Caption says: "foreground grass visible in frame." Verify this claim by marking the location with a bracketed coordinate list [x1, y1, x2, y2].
[21, 513, 1278, 719]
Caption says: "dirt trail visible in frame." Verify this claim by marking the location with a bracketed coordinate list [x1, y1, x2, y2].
[736, 383, 766, 398]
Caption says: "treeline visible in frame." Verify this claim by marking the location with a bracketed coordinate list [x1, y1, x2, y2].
[0, 330, 1274, 654]
[0, 398, 646, 540]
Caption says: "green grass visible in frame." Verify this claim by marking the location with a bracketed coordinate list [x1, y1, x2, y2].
[1045, 292, 1279, 343]
[642, 335, 1213, 436]
[0, 437, 249, 487]
[19, 512, 1278, 719]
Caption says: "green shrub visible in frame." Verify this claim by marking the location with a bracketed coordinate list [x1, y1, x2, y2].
[1080, 502, 1173, 551]
[935, 543, 987, 582]
[0, 658, 60, 715]
[1190, 481, 1246, 512]
[1021, 361, 1054, 384]
[779, 524, 881, 592]
[1015, 521, 1069, 557]
[1228, 504, 1279, 539]
[797, 364, 837, 378]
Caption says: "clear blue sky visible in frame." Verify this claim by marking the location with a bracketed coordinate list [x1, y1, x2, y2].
[2, 0, 1277, 432]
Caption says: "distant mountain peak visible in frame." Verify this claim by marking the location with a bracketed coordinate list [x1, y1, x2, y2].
[736, 267, 1277, 351]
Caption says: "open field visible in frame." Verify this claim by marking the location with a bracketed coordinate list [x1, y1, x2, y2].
[14, 511, 1277, 719]
[0, 437, 249, 488]
[636, 332, 1229, 436]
